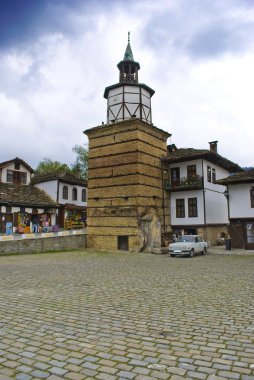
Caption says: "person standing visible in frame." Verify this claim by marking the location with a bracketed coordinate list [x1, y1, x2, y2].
[33, 216, 39, 233]
[25, 218, 31, 234]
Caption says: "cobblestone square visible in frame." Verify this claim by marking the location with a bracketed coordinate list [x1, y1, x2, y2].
[0, 251, 253, 379]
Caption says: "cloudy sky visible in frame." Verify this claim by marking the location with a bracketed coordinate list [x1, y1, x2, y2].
[1, 0, 254, 169]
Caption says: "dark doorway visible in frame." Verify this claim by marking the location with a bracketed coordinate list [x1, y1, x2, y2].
[229, 223, 245, 249]
[171, 167, 180, 189]
[184, 228, 197, 235]
[118, 236, 129, 251]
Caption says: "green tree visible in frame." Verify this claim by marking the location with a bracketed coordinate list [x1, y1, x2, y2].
[72, 144, 88, 179]
[35, 158, 72, 174]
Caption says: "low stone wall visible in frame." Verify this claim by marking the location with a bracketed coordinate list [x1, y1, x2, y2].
[0, 233, 87, 255]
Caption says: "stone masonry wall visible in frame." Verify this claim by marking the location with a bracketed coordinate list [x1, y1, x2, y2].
[197, 226, 228, 246]
[0, 234, 86, 255]
[85, 119, 171, 252]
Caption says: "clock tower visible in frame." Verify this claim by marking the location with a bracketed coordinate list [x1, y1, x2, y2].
[104, 32, 155, 124]
[84, 34, 170, 252]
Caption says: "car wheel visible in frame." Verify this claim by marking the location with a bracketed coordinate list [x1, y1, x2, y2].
[170, 254, 175, 257]
[189, 249, 194, 258]
[202, 247, 207, 255]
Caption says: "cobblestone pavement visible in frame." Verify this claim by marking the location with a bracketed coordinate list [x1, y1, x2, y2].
[0, 251, 253, 380]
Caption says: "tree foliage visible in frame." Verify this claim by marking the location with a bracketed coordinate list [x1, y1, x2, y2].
[72, 144, 88, 179]
[35, 158, 72, 174]
[35, 145, 88, 179]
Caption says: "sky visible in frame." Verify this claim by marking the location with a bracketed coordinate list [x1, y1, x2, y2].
[0, 0, 254, 169]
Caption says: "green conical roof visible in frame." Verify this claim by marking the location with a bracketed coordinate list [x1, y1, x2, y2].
[123, 32, 134, 61]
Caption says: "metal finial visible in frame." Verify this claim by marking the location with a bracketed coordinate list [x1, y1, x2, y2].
[128, 31, 130, 43]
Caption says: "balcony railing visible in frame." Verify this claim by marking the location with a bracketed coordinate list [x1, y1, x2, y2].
[165, 176, 203, 191]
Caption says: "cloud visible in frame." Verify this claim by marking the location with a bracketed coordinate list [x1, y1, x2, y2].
[141, 0, 254, 60]
[0, 0, 253, 169]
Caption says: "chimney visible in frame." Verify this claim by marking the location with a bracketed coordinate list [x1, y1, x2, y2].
[208, 141, 218, 154]
[168, 144, 177, 153]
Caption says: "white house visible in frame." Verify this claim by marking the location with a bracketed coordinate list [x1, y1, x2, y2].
[32, 172, 87, 229]
[0, 157, 57, 233]
[162, 142, 242, 244]
[217, 169, 254, 250]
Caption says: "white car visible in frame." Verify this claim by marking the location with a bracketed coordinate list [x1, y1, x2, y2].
[169, 235, 208, 257]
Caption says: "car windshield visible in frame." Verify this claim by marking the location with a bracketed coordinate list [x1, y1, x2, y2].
[178, 236, 195, 242]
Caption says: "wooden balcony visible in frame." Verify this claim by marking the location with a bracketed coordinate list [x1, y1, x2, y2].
[165, 176, 203, 191]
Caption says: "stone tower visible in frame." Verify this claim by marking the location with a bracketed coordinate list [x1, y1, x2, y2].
[84, 34, 171, 252]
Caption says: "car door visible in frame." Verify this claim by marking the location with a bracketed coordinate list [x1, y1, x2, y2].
[196, 236, 203, 252]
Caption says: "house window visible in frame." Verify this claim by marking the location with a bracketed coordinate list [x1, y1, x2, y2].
[176, 199, 185, 218]
[82, 189, 87, 202]
[207, 166, 211, 182]
[63, 186, 68, 200]
[20, 172, 27, 184]
[251, 188, 254, 208]
[187, 165, 196, 178]
[72, 188, 77, 201]
[188, 198, 198, 217]
[6, 170, 27, 184]
[14, 162, 20, 170]
[6, 170, 13, 183]
[212, 168, 216, 183]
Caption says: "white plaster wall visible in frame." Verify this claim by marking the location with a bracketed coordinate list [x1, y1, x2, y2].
[107, 85, 151, 123]
[169, 159, 229, 225]
[35, 180, 58, 201]
[205, 189, 228, 224]
[228, 183, 254, 218]
[125, 93, 139, 102]
[171, 190, 204, 225]
[35, 181, 87, 206]
[125, 86, 139, 93]
[58, 182, 87, 206]
[203, 160, 228, 192]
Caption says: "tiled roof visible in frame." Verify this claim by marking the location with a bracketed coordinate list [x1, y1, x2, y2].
[162, 148, 242, 173]
[31, 172, 87, 187]
[0, 157, 34, 173]
[216, 169, 254, 185]
[0, 183, 57, 207]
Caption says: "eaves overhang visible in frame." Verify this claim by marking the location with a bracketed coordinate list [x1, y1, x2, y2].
[104, 82, 155, 99]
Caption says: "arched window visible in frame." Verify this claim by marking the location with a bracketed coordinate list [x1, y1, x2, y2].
[63, 186, 68, 200]
[72, 187, 77, 201]
[82, 189, 87, 202]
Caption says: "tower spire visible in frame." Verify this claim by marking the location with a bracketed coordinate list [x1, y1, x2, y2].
[104, 34, 155, 124]
[123, 31, 134, 61]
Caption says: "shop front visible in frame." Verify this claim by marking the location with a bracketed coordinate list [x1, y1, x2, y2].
[0, 206, 58, 235]
[58, 204, 86, 230]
